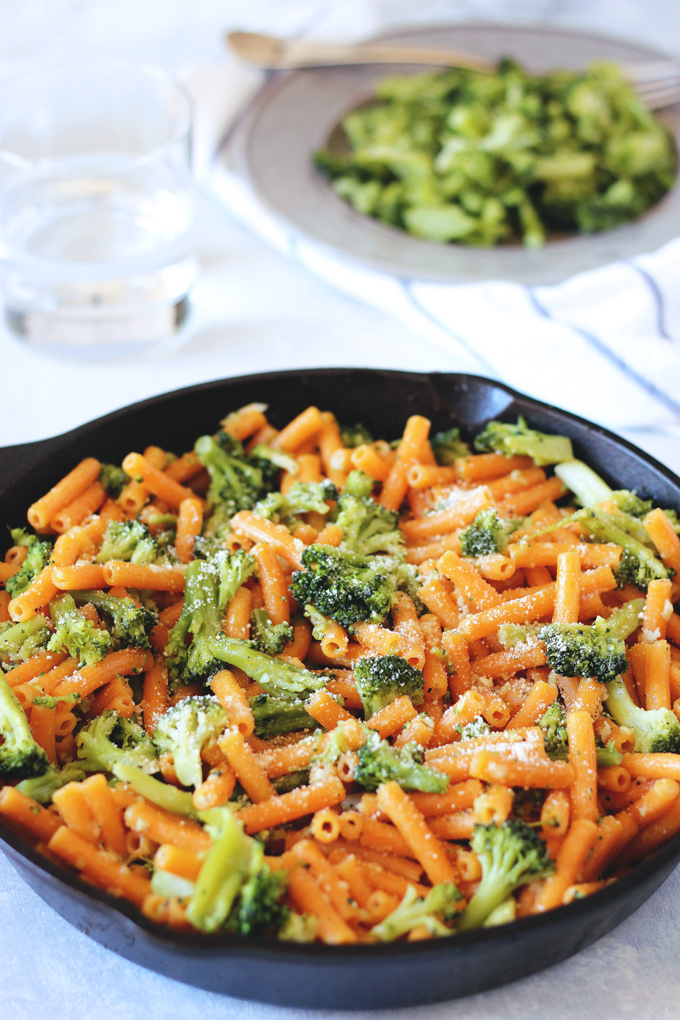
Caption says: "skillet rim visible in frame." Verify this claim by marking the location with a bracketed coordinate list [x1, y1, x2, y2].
[1, 365, 679, 968]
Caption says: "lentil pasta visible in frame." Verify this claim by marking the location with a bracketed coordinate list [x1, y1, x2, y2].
[2, 399, 680, 947]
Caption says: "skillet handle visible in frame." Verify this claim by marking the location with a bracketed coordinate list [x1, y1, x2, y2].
[0, 437, 66, 498]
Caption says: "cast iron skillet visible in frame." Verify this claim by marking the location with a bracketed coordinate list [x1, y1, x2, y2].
[1, 368, 680, 1010]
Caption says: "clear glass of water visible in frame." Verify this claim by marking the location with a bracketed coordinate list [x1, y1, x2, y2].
[0, 63, 197, 357]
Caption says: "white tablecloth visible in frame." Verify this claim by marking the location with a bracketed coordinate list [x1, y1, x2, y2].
[1, 2, 680, 1018]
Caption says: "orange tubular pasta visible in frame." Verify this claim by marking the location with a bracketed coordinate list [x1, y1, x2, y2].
[402, 487, 494, 542]
[224, 586, 252, 641]
[175, 497, 203, 564]
[376, 782, 458, 886]
[27, 457, 101, 532]
[469, 751, 575, 789]
[319, 619, 349, 660]
[238, 776, 346, 835]
[350, 444, 391, 482]
[142, 657, 169, 737]
[8, 567, 59, 622]
[534, 819, 599, 912]
[48, 826, 151, 907]
[567, 710, 598, 822]
[367, 695, 418, 740]
[252, 542, 290, 625]
[436, 549, 502, 611]
[642, 578, 673, 642]
[218, 727, 276, 803]
[230, 511, 303, 569]
[122, 453, 198, 509]
[306, 690, 357, 731]
[441, 631, 473, 699]
[643, 508, 680, 577]
[645, 640, 672, 711]
[508, 680, 558, 729]
[417, 575, 459, 629]
[552, 549, 581, 625]
[455, 453, 533, 482]
[102, 562, 186, 592]
[470, 643, 547, 681]
[497, 475, 566, 517]
[272, 406, 324, 452]
[221, 403, 269, 442]
[52, 563, 107, 590]
[392, 592, 426, 669]
[54, 648, 147, 698]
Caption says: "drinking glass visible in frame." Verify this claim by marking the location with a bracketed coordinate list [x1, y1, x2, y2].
[0, 63, 197, 356]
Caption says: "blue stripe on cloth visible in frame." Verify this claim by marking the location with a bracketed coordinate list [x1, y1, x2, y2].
[625, 261, 671, 341]
[526, 287, 680, 418]
[402, 281, 496, 375]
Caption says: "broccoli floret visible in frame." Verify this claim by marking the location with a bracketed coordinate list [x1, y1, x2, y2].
[0, 675, 49, 779]
[152, 695, 230, 788]
[339, 423, 373, 448]
[0, 617, 50, 665]
[497, 623, 543, 649]
[16, 760, 87, 803]
[290, 544, 396, 630]
[186, 806, 259, 933]
[249, 693, 318, 739]
[333, 492, 405, 558]
[354, 728, 448, 793]
[474, 416, 573, 465]
[606, 677, 680, 753]
[99, 463, 128, 497]
[342, 472, 374, 501]
[228, 842, 288, 937]
[566, 507, 671, 590]
[8, 527, 34, 548]
[457, 715, 491, 740]
[195, 432, 274, 516]
[539, 617, 629, 683]
[76, 710, 158, 774]
[95, 520, 158, 565]
[278, 910, 318, 942]
[165, 551, 255, 686]
[210, 638, 325, 701]
[595, 739, 623, 767]
[71, 590, 156, 650]
[254, 481, 337, 525]
[248, 444, 299, 477]
[379, 557, 426, 612]
[249, 608, 294, 655]
[459, 508, 522, 557]
[48, 593, 113, 666]
[5, 538, 53, 599]
[458, 820, 555, 930]
[370, 882, 462, 941]
[538, 702, 569, 760]
[430, 427, 471, 465]
[353, 654, 424, 720]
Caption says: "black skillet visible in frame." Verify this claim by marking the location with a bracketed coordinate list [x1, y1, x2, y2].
[1, 368, 679, 1010]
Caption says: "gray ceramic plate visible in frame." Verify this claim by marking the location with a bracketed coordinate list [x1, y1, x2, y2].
[227, 23, 680, 285]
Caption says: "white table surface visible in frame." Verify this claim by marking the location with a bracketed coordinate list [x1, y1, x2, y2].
[1, 2, 680, 1018]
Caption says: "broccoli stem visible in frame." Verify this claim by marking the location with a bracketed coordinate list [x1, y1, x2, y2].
[210, 637, 325, 698]
[113, 763, 196, 816]
[186, 809, 253, 932]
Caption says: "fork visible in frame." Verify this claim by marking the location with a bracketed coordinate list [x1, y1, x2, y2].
[227, 32, 680, 110]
